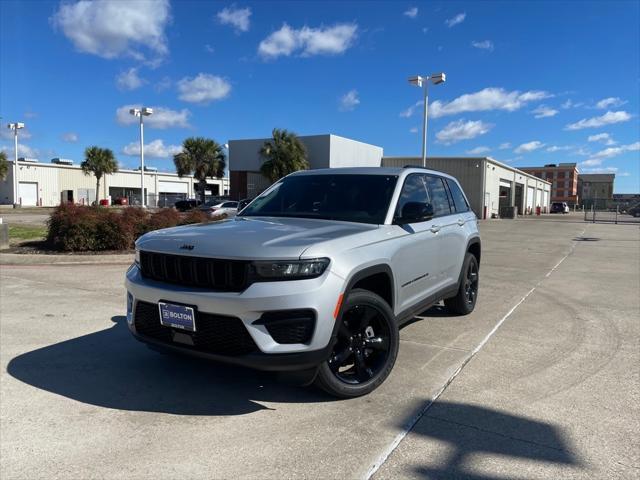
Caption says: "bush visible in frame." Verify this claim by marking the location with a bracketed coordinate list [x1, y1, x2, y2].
[47, 204, 210, 252]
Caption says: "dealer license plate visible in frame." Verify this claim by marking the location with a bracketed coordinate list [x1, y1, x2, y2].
[158, 302, 196, 332]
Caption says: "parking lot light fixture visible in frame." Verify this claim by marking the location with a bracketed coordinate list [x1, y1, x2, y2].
[408, 72, 446, 167]
[129, 108, 153, 207]
[7, 122, 25, 208]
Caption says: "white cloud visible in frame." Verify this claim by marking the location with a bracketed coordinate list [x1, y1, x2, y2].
[471, 40, 493, 51]
[177, 74, 231, 104]
[580, 159, 603, 167]
[436, 119, 493, 144]
[565, 110, 631, 130]
[498, 142, 511, 150]
[587, 132, 616, 145]
[580, 167, 619, 174]
[116, 105, 191, 129]
[258, 23, 358, 59]
[466, 146, 491, 155]
[404, 7, 418, 18]
[339, 89, 360, 111]
[514, 141, 545, 154]
[586, 142, 640, 160]
[430, 87, 551, 118]
[216, 5, 251, 32]
[154, 76, 172, 92]
[445, 12, 466, 27]
[50, 0, 171, 62]
[532, 105, 558, 118]
[205, 44, 215, 54]
[595, 97, 626, 109]
[123, 139, 182, 158]
[399, 100, 423, 118]
[61, 132, 78, 143]
[116, 67, 146, 90]
[546, 145, 573, 152]
[0, 143, 39, 158]
[409, 127, 419, 133]
[0, 127, 32, 141]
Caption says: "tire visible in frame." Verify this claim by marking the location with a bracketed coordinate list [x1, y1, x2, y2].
[314, 289, 399, 398]
[445, 253, 479, 315]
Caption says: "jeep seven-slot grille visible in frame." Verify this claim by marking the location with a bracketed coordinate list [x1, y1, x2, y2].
[140, 251, 249, 291]
[134, 301, 258, 356]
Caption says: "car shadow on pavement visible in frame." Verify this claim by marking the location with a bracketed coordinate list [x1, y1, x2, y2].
[400, 400, 582, 479]
[7, 316, 331, 416]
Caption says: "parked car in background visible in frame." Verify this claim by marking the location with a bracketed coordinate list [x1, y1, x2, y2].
[174, 199, 202, 212]
[126, 167, 481, 397]
[199, 200, 239, 218]
[626, 203, 640, 217]
[551, 202, 570, 214]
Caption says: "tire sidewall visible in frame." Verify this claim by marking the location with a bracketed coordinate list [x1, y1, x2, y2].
[316, 289, 399, 398]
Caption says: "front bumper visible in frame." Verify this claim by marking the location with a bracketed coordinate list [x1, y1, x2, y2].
[125, 264, 346, 368]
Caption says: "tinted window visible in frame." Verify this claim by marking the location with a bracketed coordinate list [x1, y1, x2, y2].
[395, 174, 430, 219]
[222, 202, 238, 208]
[239, 174, 398, 224]
[446, 178, 470, 213]
[425, 176, 452, 216]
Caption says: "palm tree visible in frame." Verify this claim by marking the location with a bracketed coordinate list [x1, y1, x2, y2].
[259, 128, 309, 183]
[80, 146, 118, 204]
[0, 151, 8, 181]
[173, 137, 226, 204]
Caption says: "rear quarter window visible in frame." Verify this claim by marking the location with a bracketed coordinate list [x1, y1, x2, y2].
[446, 179, 470, 213]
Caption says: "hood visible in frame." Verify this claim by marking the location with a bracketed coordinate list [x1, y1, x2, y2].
[136, 216, 379, 260]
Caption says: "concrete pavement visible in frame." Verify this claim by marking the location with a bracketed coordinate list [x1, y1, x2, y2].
[1, 218, 638, 479]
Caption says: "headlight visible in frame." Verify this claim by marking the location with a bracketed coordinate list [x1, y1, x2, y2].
[250, 258, 330, 280]
[134, 249, 141, 266]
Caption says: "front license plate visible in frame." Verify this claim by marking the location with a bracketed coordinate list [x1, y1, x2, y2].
[158, 302, 196, 332]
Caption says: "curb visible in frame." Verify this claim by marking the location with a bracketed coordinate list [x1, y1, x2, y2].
[0, 252, 134, 266]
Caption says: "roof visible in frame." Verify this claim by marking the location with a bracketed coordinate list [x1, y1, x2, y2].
[579, 173, 615, 181]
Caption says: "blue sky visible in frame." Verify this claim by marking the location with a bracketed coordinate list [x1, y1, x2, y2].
[1, 0, 639, 192]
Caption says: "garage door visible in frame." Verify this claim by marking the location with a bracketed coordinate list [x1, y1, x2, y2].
[537, 189, 544, 206]
[526, 186, 535, 211]
[158, 181, 189, 194]
[19, 182, 38, 206]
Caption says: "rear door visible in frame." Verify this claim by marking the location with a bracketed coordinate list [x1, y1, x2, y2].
[391, 173, 441, 314]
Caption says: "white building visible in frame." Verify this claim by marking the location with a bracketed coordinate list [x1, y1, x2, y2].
[0, 160, 229, 207]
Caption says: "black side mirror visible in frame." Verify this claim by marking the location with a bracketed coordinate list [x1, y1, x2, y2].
[397, 202, 434, 224]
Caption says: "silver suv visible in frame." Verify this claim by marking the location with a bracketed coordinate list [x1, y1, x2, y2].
[125, 167, 481, 397]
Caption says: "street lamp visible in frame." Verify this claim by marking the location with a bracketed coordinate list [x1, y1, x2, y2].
[129, 107, 153, 207]
[7, 122, 25, 208]
[408, 72, 446, 167]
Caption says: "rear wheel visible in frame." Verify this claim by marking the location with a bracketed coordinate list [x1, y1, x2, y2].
[445, 253, 479, 315]
[314, 289, 399, 398]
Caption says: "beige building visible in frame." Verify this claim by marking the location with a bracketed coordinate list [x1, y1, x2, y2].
[0, 160, 229, 207]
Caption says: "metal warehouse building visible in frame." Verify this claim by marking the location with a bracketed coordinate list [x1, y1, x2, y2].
[382, 156, 551, 219]
[0, 160, 229, 207]
[229, 133, 550, 219]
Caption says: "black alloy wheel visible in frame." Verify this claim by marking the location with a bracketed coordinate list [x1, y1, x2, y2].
[464, 260, 479, 307]
[314, 289, 399, 398]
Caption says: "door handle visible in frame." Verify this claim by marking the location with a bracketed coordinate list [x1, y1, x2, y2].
[430, 225, 441, 233]
[457, 218, 466, 226]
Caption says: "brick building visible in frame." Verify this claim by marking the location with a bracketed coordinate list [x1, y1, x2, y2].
[520, 163, 579, 205]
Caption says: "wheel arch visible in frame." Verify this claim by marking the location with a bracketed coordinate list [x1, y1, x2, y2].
[467, 237, 481, 267]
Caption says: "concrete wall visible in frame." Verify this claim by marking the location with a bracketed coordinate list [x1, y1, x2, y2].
[0, 161, 229, 207]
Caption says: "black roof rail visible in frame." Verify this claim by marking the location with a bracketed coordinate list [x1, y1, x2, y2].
[403, 164, 428, 169]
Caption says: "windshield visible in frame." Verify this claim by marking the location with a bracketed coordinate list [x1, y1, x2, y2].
[239, 174, 398, 224]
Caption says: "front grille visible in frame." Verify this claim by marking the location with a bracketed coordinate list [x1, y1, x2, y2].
[134, 301, 258, 356]
[140, 251, 249, 292]
[257, 310, 316, 344]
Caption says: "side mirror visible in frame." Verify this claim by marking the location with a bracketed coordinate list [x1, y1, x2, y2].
[397, 202, 434, 224]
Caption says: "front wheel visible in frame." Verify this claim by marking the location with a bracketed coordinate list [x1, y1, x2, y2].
[314, 289, 399, 398]
[445, 253, 479, 315]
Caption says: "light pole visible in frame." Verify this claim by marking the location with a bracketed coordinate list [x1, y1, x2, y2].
[7, 122, 25, 208]
[129, 107, 153, 207]
[408, 73, 446, 167]
[223, 143, 230, 196]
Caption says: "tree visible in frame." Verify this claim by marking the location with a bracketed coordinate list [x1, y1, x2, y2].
[259, 128, 309, 183]
[0, 151, 8, 181]
[173, 137, 226, 204]
[80, 146, 118, 204]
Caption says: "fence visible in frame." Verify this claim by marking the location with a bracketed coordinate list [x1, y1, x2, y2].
[584, 206, 640, 224]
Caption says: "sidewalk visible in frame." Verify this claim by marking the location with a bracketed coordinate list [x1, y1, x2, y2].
[374, 222, 639, 479]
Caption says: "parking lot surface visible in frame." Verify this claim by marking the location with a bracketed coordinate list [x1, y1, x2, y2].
[1, 216, 638, 479]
